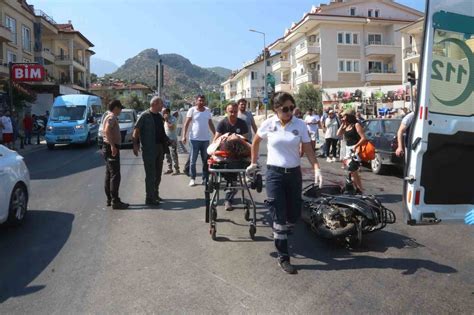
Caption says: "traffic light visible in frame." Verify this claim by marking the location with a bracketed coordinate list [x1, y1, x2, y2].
[407, 71, 416, 85]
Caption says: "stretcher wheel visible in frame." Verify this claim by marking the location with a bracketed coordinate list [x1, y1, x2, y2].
[249, 225, 256, 240]
[210, 226, 217, 240]
[244, 206, 250, 222]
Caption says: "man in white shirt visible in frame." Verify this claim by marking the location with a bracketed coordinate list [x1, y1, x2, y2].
[182, 94, 216, 186]
[0, 110, 14, 149]
[304, 108, 321, 149]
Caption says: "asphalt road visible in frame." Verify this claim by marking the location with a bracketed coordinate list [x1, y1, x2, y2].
[0, 140, 473, 314]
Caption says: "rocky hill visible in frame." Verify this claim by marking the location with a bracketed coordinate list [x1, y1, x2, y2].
[110, 49, 227, 97]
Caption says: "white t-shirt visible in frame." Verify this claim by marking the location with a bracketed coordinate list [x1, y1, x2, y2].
[257, 116, 310, 168]
[304, 114, 320, 134]
[0, 116, 13, 133]
[186, 106, 212, 141]
[324, 117, 339, 139]
[402, 111, 415, 127]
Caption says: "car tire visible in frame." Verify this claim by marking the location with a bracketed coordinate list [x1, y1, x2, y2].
[47, 143, 55, 150]
[371, 153, 386, 174]
[6, 183, 28, 226]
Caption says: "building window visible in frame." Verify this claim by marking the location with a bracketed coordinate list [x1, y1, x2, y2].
[368, 61, 383, 73]
[346, 61, 352, 72]
[350, 7, 356, 16]
[368, 34, 382, 45]
[368, 9, 373, 17]
[7, 51, 17, 63]
[339, 60, 345, 72]
[337, 32, 344, 44]
[266, 60, 271, 66]
[345, 33, 352, 44]
[375, 10, 380, 17]
[354, 60, 360, 72]
[409, 35, 413, 45]
[251, 71, 257, 80]
[22, 26, 31, 52]
[353, 33, 359, 44]
[5, 15, 17, 44]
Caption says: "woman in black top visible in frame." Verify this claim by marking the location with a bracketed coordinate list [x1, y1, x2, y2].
[337, 109, 367, 193]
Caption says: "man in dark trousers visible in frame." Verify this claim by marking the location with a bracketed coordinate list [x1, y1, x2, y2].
[214, 102, 248, 211]
[103, 100, 129, 209]
[133, 96, 169, 205]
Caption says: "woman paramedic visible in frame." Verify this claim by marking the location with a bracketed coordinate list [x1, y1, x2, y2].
[246, 92, 323, 274]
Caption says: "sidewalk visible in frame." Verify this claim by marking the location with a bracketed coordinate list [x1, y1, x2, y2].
[5, 139, 46, 156]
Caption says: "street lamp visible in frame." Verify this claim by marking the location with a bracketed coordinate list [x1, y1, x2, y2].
[249, 29, 267, 118]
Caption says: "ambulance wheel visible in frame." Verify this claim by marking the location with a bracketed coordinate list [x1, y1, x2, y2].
[47, 143, 55, 150]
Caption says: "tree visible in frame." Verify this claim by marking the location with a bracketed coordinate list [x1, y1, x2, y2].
[91, 73, 98, 83]
[295, 84, 322, 112]
[122, 93, 145, 111]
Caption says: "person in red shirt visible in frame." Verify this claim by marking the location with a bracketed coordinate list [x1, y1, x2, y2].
[23, 113, 33, 145]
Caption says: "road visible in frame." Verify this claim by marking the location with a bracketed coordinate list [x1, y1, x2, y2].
[0, 139, 473, 313]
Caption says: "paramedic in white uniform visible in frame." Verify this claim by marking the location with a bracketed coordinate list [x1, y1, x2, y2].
[247, 92, 323, 274]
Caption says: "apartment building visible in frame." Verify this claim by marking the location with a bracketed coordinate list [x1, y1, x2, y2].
[268, 0, 423, 94]
[0, 0, 94, 113]
[221, 53, 279, 112]
[399, 18, 423, 85]
[90, 82, 153, 103]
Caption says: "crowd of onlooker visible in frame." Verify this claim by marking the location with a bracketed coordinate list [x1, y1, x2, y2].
[0, 108, 48, 150]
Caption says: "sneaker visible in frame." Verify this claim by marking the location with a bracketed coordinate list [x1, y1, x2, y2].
[112, 201, 129, 210]
[172, 170, 180, 176]
[331, 157, 337, 162]
[164, 169, 173, 174]
[224, 201, 233, 211]
[326, 157, 332, 163]
[189, 179, 196, 187]
[278, 260, 297, 274]
[106, 199, 111, 207]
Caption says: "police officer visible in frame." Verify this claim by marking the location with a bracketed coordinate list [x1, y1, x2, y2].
[103, 100, 129, 209]
[133, 96, 169, 206]
[247, 92, 323, 274]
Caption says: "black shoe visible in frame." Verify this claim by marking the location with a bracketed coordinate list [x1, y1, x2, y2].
[157, 196, 163, 202]
[278, 260, 297, 274]
[106, 199, 111, 207]
[112, 201, 129, 209]
[145, 199, 160, 205]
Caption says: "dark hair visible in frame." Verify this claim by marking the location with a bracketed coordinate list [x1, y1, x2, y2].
[272, 92, 295, 110]
[237, 98, 247, 104]
[196, 94, 206, 100]
[108, 100, 123, 112]
[163, 108, 171, 114]
[344, 113, 358, 125]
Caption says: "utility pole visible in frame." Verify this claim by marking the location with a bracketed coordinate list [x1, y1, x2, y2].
[8, 62, 13, 112]
[249, 29, 267, 118]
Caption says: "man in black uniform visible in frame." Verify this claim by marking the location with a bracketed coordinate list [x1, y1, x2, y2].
[132, 96, 169, 205]
[214, 102, 248, 211]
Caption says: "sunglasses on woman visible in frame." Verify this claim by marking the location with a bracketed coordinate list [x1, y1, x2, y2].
[280, 105, 295, 113]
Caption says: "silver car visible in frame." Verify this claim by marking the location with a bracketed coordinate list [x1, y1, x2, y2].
[98, 109, 137, 148]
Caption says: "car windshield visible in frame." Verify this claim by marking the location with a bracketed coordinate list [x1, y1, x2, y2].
[383, 120, 401, 134]
[50, 106, 87, 121]
[118, 112, 134, 123]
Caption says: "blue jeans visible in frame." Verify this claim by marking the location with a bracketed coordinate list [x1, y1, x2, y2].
[190, 140, 209, 181]
[265, 166, 302, 262]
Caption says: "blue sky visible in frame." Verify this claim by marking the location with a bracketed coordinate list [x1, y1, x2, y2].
[29, 0, 426, 71]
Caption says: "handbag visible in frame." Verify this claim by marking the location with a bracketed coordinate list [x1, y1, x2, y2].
[358, 141, 376, 162]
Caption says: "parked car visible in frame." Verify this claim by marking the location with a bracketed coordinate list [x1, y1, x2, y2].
[0, 145, 30, 226]
[363, 118, 404, 174]
[98, 109, 138, 148]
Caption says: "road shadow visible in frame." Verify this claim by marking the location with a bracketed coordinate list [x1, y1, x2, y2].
[25, 146, 103, 180]
[0, 210, 74, 303]
[288, 223, 457, 275]
[214, 235, 272, 242]
[157, 198, 207, 211]
[376, 194, 403, 204]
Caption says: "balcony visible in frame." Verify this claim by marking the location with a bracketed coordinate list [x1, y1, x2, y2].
[365, 69, 400, 82]
[275, 82, 291, 93]
[365, 42, 399, 56]
[0, 59, 8, 75]
[404, 45, 422, 60]
[295, 72, 319, 86]
[272, 59, 290, 72]
[35, 47, 56, 63]
[0, 25, 11, 43]
[295, 42, 320, 61]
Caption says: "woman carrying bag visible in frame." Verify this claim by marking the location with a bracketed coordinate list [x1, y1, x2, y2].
[247, 92, 323, 274]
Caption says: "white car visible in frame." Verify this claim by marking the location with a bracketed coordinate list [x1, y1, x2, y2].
[0, 145, 30, 226]
[98, 109, 137, 148]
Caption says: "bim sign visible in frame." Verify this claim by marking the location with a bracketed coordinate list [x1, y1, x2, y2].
[11, 64, 45, 81]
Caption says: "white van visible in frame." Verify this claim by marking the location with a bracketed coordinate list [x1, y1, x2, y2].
[403, 0, 474, 224]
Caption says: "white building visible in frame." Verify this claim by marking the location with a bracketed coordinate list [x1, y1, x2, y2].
[268, 0, 423, 94]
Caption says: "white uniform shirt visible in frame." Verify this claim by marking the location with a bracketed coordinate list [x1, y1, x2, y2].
[257, 116, 310, 168]
[186, 106, 212, 141]
[0, 116, 13, 133]
[304, 114, 320, 134]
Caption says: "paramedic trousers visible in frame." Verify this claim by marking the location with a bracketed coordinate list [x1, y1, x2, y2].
[265, 165, 302, 262]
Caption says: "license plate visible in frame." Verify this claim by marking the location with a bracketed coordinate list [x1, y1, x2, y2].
[57, 136, 70, 140]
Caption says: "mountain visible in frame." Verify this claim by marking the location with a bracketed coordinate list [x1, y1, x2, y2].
[109, 49, 223, 97]
[206, 67, 232, 79]
[91, 57, 119, 76]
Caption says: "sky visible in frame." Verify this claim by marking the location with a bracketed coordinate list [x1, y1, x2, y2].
[29, 0, 426, 71]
